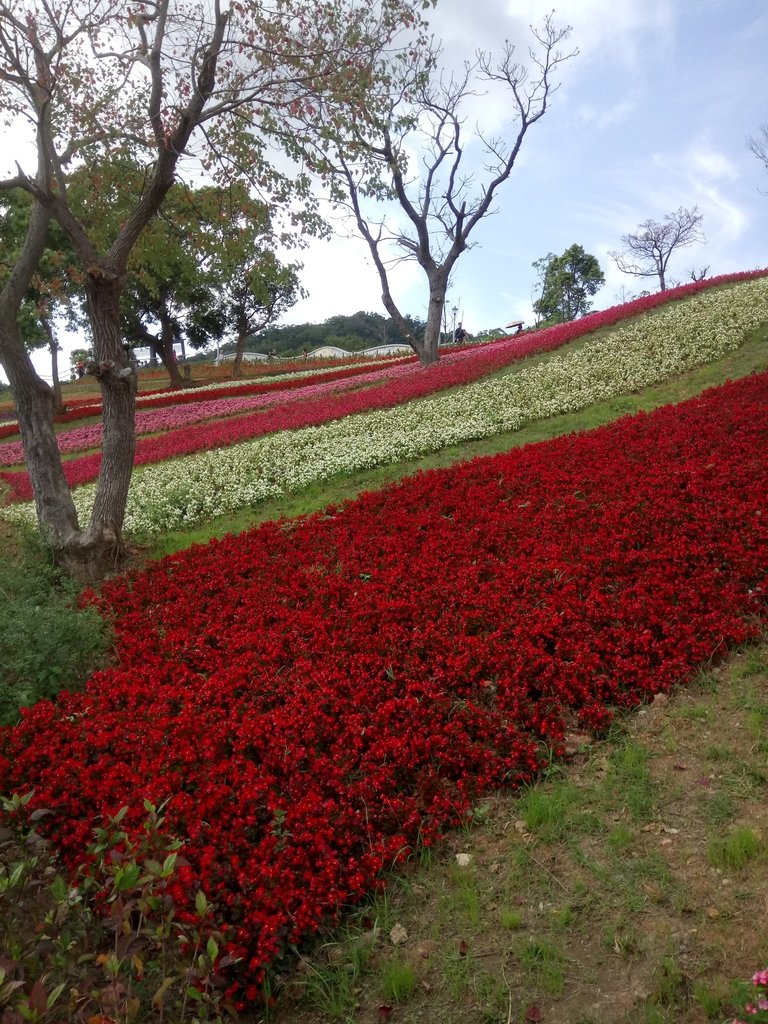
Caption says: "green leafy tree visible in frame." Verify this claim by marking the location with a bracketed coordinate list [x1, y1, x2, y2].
[225, 256, 303, 377]
[532, 244, 605, 325]
[184, 184, 305, 378]
[257, 310, 426, 355]
[66, 159, 308, 389]
[117, 182, 238, 388]
[0, 0, 424, 579]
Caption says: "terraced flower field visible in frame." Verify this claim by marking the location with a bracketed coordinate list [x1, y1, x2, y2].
[2, 272, 766, 532]
[1, 272, 767, 1014]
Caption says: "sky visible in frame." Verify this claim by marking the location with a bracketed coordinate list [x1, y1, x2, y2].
[284, 0, 768, 335]
[3, 0, 767, 383]
[287, 0, 767, 335]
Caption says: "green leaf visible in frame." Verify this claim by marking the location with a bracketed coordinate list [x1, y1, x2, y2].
[194, 889, 208, 916]
[47, 981, 67, 1008]
[161, 852, 178, 877]
[114, 862, 142, 892]
[8, 861, 26, 888]
[185, 985, 203, 1002]
[206, 936, 219, 963]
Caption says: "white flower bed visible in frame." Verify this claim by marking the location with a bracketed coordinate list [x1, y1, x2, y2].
[4, 278, 767, 535]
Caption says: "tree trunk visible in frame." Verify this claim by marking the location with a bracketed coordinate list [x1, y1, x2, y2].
[161, 350, 184, 388]
[420, 272, 449, 366]
[1, 275, 136, 581]
[61, 270, 137, 580]
[157, 306, 185, 388]
[232, 329, 248, 378]
[41, 318, 65, 414]
[50, 342, 63, 414]
[376, 271, 446, 366]
[0, 317, 80, 546]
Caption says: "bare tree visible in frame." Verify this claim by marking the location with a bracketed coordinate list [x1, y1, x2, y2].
[286, 15, 576, 365]
[609, 207, 705, 293]
[0, 0, 423, 578]
[747, 121, 768, 185]
[688, 266, 710, 283]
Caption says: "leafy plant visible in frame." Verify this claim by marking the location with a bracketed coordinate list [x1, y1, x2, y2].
[729, 966, 768, 1023]
[0, 793, 237, 1022]
[380, 955, 417, 1003]
[500, 908, 524, 930]
[0, 550, 107, 725]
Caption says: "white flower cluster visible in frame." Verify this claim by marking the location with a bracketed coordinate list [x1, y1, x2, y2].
[4, 278, 767, 536]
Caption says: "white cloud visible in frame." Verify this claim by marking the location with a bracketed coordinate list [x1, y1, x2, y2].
[576, 98, 639, 131]
[281, 229, 425, 325]
[689, 147, 739, 182]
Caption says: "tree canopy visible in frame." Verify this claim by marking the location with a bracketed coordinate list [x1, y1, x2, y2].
[532, 244, 604, 325]
[0, 0, 428, 577]
[235, 309, 427, 356]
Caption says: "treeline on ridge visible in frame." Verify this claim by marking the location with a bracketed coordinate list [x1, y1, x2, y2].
[220, 311, 428, 357]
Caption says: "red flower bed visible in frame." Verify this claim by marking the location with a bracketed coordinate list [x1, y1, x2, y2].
[2, 370, 767, 997]
[4, 270, 765, 501]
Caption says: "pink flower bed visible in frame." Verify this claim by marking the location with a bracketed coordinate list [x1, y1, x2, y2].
[0, 357, 415, 440]
[0, 366, 410, 465]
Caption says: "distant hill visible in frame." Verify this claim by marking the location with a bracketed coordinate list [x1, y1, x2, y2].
[217, 310, 428, 358]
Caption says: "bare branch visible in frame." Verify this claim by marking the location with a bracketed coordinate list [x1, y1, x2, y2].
[747, 121, 768, 194]
[610, 207, 705, 291]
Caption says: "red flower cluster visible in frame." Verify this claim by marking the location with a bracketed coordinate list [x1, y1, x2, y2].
[2, 369, 767, 993]
[4, 270, 765, 500]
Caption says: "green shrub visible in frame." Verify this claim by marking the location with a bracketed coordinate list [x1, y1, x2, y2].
[0, 553, 108, 724]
